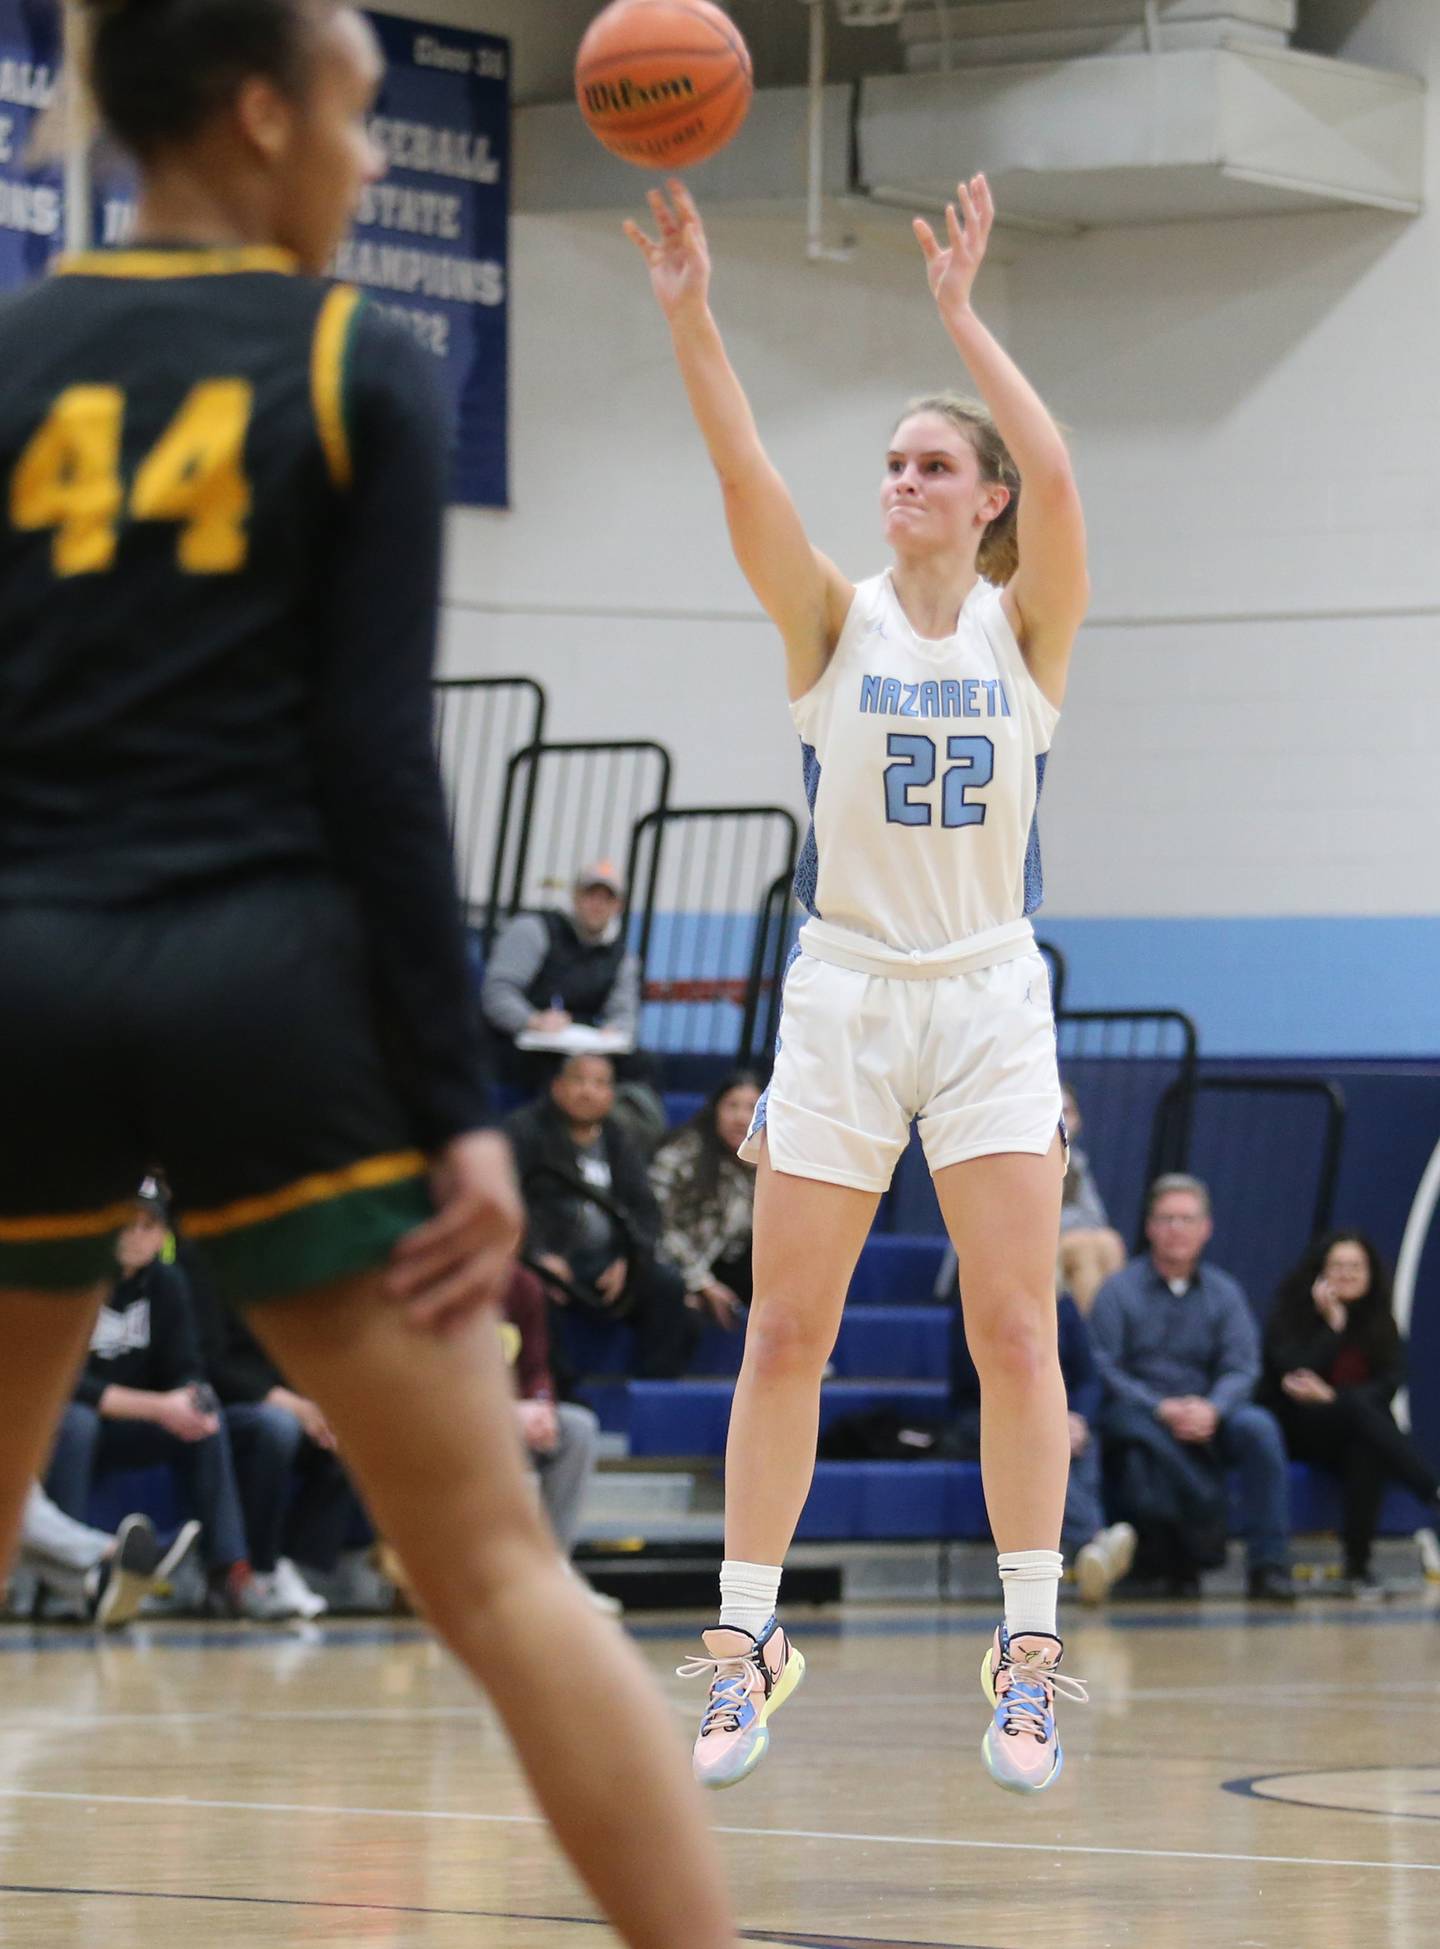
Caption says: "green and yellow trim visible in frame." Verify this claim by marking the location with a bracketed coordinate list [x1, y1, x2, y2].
[185, 1149, 427, 1241]
[190, 1154, 433, 1311]
[0, 1198, 137, 1292]
[54, 247, 299, 280]
[311, 283, 363, 490]
[0, 1198, 136, 1245]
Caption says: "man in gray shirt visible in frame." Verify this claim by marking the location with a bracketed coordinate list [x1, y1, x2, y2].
[1089, 1174, 1294, 1602]
[481, 860, 641, 1088]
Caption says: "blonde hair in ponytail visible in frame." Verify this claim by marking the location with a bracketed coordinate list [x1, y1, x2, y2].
[894, 393, 1020, 585]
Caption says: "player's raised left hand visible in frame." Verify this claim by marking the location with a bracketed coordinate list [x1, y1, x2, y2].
[388, 1130, 524, 1332]
[913, 174, 995, 323]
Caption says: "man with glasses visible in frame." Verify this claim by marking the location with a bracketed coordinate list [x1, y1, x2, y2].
[1089, 1174, 1295, 1602]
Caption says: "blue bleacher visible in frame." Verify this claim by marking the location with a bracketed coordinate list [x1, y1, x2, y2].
[556, 1228, 949, 1389]
[796, 1461, 990, 1541]
[82, 1452, 1430, 1555]
[75, 1130, 1427, 1561]
[792, 1460, 1432, 1547]
[687, 1303, 949, 1380]
[567, 1216, 1435, 1552]
[846, 1235, 948, 1303]
[86, 1466, 184, 1538]
[625, 1376, 950, 1458]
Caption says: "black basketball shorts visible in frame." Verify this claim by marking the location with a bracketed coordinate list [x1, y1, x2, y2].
[0, 874, 432, 1304]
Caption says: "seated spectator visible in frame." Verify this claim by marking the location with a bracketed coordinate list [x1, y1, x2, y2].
[1090, 1174, 1295, 1602]
[506, 1054, 696, 1380]
[1262, 1232, 1440, 1597]
[191, 1248, 371, 1620]
[650, 1071, 761, 1331]
[16, 1486, 199, 1629]
[1057, 1083, 1127, 1315]
[948, 1291, 1136, 1604]
[501, 1264, 618, 1613]
[482, 859, 642, 1086]
[44, 1178, 256, 1619]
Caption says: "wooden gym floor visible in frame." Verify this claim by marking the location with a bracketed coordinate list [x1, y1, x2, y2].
[1, 1595, 1438, 1947]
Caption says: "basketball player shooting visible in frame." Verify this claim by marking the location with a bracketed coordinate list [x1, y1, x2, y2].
[627, 173, 1091, 1795]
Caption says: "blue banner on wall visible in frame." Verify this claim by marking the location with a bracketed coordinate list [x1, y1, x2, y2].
[0, 1, 62, 286]
[0, 4, 509, 509]
[338, 13, 511, 508]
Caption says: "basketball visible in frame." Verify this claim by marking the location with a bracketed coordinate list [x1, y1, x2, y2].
[575, 0, 754, 171]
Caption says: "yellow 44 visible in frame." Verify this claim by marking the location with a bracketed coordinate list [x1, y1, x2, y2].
[11, 379, 254, 577]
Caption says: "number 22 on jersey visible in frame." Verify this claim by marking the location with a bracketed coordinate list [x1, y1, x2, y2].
[10, 380, 254, 577]
[884, 732, 994, 828]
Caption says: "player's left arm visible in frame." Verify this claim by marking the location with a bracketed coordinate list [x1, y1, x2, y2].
[917, 176, 1089, 709]
[309, 303, 489, 1151]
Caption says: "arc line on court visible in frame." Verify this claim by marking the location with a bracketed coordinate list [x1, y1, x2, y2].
[2, 1787, 1438, 1878]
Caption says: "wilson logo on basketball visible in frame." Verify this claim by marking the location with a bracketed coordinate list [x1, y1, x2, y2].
[582, 72, 697, 117]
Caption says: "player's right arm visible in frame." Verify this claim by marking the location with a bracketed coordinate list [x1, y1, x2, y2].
[626, 181, 852, 700]
[310, 301, 521, 1326]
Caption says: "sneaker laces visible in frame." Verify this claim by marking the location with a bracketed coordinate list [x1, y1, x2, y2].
[994, 1646, 1089, 1742]
[676, 1650, 760, 1737]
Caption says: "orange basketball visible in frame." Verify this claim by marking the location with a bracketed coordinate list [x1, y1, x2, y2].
[575, 0, 754, 171]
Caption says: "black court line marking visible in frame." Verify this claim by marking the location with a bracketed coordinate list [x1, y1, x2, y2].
[0, 1883, 980, 1947]
[0, 1621, 430, 1656]
[1222, 1765, 1440, 1826]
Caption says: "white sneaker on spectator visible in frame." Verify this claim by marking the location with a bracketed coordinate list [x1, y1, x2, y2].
[1415, 1528, 1440, 1583]
[237, 1571, 293, 1622]
[153, 1520, 203, 1597]
[90, 1514, 161, 1630]
[1075, 1522, 1137, 1606]
[272, 1557, 328, 1620]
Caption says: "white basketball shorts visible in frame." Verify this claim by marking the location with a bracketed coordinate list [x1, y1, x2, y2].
[740, 944, 1062, 1192]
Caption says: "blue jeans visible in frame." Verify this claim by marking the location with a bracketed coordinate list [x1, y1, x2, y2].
[1062, 1436, 1106, 1559]
[46, 1401, 247, 1571]
[225, 1402, 304, 1575]
[948, 1404, 1108, 1559]
[1101, 1397, 1291, 1574]
[1215, 1403, 1292, 1572]
[225, 1401, 369, 1575]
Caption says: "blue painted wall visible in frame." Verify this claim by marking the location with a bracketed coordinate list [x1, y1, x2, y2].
[1039, 917, 1440, 1060]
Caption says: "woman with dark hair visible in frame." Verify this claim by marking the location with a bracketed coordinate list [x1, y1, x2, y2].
[651, 1072, 763, 1330]
[0, 5, 734, 1941]
[1264, 1232, 1440, 1596]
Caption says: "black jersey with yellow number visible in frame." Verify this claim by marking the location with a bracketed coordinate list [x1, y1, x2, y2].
[0, 246, 486, 1146]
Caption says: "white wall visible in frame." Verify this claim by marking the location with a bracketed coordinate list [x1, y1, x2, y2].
[439, 202, 996, 813]
[419, 0, 1440, 1047]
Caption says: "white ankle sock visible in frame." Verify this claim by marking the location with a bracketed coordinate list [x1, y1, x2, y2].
[718, 1559, 783, 1639]
[998, 1549, 1064, 1639]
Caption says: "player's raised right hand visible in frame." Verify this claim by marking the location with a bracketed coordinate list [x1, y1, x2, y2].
[624, 179, 712, 321]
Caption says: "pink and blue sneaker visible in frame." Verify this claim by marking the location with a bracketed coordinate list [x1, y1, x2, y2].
[980, 1626, 1087, 1795]
[679, 1616, 805, 1790]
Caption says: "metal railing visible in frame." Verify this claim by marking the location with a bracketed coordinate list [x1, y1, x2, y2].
[625, 805, 800, 1061]
[1054, 1008, 1201, 1252]
[1156, 1073, 1348, 1316]
[484, 739, 672, 952]
[432, 677, 546, 924]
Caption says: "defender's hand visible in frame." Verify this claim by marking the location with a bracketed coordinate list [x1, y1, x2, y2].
[389, 1131, 523, 1332]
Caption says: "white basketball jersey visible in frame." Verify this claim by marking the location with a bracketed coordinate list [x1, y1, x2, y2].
[790, 571, 1059, 955]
